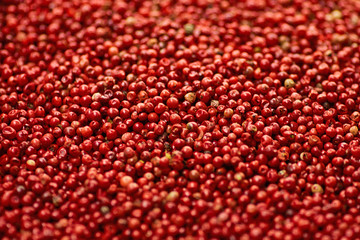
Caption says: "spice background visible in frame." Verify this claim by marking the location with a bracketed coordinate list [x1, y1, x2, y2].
[1, 0, 360, 239]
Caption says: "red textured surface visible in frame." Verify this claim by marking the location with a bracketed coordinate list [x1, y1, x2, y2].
[1, 0, 360, 239]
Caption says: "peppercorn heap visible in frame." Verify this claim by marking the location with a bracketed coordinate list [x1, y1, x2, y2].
[1, 0, 360, 239]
